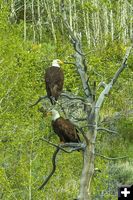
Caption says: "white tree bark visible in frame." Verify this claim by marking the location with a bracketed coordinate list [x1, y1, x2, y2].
[44, 0, 57, 43]
[37, 0, 42, 42]
[81, 0, 90, 47]
[24, 0, 27, 41]
[104, 4, 108, 45]
[69, 0, 73, 30]
[110, 9, 114, 41]
[31, 0, 36, 42]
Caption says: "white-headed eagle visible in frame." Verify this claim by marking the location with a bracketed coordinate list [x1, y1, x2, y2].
[44, 59, 64, 105]
[50, 109, 81, 143]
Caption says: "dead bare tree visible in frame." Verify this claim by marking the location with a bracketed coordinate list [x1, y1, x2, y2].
[60, 1, 132, 200]
[32, 43, 132, 198]
[30, 1, 132, 199]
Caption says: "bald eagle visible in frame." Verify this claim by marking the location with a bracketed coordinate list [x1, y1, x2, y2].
[50, 109, 81, 143]
[45, 59, 64, 105]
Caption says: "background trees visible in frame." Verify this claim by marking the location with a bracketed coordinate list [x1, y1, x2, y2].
[0, 0, 132, 199]
[9, 0, 132, 45]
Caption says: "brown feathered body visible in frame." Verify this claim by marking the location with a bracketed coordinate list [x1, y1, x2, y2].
[52, 117, 81, 143]
[45, 66, 64, 105]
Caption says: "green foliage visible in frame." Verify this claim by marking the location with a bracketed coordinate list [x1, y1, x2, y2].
[117, 117, 133, 143]
[0, 6, 82, 200]
[0, 2, 132, 200]
[112, 161, 133, 185]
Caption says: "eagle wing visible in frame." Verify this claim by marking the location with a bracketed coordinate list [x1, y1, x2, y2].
[52, 117, 80, 143]
[45, 67, 64, 102]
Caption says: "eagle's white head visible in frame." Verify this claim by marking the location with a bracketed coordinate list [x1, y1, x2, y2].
[51, 109, 60, 121]
[52, 59, 63, 68]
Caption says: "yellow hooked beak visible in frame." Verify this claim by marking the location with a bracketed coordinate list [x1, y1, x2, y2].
[58, 60, 64, 65]
[46, 111, 52, 116]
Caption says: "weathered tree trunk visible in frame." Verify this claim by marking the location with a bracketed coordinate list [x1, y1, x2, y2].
[78, 127, 95, 200]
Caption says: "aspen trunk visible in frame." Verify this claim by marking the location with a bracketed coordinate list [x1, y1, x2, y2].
[69, 0, 73, 30]
[32, 0, 36, 42]
[104, 4, 108, 45]
[44, 0, 57, 43]
[110, 9, 114, 41]
[81, 0, 90, 47]
[73, 0, 78, 33]
[24, 0, 27, 41]
[37, 0, 42, 42]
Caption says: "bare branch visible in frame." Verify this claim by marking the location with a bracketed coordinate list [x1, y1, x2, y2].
[61, 93, 91, 107]
[71, 116, 87, 121]
[38, 147, 60, 190]
[92, 69, 104, 80]
[97, 81, 107, 90]
[112, 46, 132, 85]
[95, 46, 132, 115]
[40, 138, 85, 152]
[60, 142, 86, 150]
[40, 137, 69, 153]
[97, 127, 117, 134]
[30, 96, 47, 107]
[30, 93, 91, 108]
[95, 153, 128, 160]
[61, 92, 85, 102]
[80, 124, 96, 129]
[38, 139, 86, 190]
[64, 61, 76, 65]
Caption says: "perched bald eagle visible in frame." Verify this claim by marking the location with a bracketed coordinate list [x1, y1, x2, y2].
[50, 109, 81, 143]
[45, 59, 64, 105]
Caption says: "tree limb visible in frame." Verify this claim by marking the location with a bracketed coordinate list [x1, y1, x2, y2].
[30, 96, 48, 107]
[112, 46, 132, 85]
[30, 93, 91, 108]
[38, 146, 60, 190]
[38, 138, 86, 190]
[40, 137, 70, 153]
[95, 46, 132, 116]
[64, 61, 76, 65]
[61, 92, 86, 102]
[60, 142, 86, 151]
[71, 116, 87, 121]
[40, 138, 85, 152]
[97, 127, 117, 134]
[95, 153, 128, 160]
